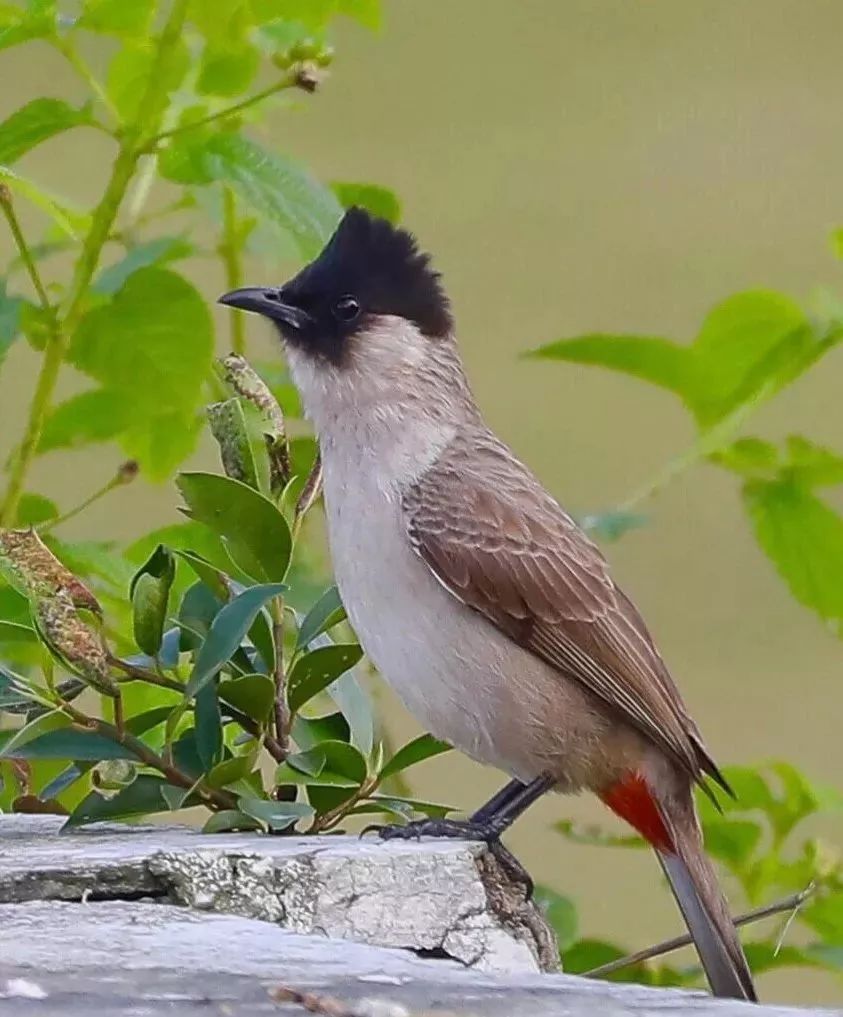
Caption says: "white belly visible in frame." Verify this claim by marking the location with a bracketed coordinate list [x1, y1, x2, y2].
[322, 464, 606, 785]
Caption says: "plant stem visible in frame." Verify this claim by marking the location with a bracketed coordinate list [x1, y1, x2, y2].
[270, 597, 290, 759]
[110, 656, 185, 694]
[308, 775, 380, 834]
[54, 38, 120, 125]
[584, 886, 815, 978]
[146, 73, 300, 148]
[40, 469, 132, 533]
[0, 0, 190, 528]
[58, 697, 236, 811]
[220, 186, 246, 355]
[0, 187, 53, 312]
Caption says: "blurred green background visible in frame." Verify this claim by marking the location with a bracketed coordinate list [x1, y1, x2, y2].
[2, 0, 842, 1003]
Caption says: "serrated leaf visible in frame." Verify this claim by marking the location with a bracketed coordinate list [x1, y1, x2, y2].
[237, 795, 314, 831]
[177, 472, 292, 582]
[744, 478, 843, 628]
[296, 585, 346, 649]
[69, 268, 213, 478]
[130, 544, 176, 656]
[187, 583, 286, 696]
[197, 41, 259, 96]
[332, 181, 399, 222]
[172, 133, 342, 258]
[0, 98, 93, 165]
[379, 733, 450, 780]
[288, 643, 363, 714]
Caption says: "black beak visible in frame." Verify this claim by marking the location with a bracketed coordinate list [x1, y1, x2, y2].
[218, 287, 311, 330]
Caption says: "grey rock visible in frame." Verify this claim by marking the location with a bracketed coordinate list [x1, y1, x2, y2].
[0, 814, 555, 973]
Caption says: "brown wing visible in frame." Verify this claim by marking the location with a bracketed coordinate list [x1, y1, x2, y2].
[403, 428, 723, 789]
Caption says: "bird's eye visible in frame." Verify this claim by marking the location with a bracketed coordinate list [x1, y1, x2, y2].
[333, 295, 361, 323]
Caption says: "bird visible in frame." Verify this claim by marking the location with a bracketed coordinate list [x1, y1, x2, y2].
[219, 206, 757, 1001]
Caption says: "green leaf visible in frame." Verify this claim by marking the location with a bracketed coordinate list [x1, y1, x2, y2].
[291, 710, 349, 750]
[130, 544, 176, 656]
[288, 739, 367, 783]
[1, 727, 139, 761]
[0, 280, 23, 366]
[0, 619, 37, 643]
[534, 886, 578, 952]
[337, 0, 382, 29]
[237, 796, 314, 831]
[194, 681, 223, 770]
[202, 808, 262, 833]
[744, 478, 843, 628]
[17, 492, 58, 525]
[178, 580, 222, 652]
[784, 436, 843, 488]
[712, 438, 779, 479]
[93, 237, 192, 295]
[331, 181, 399, 222]
[207, 398, 269, 492]
[106, 40, 189, 122]
[288, 643, 363, 714]
[206, 753, 257, 790]
[275, 762, 358, 788]
[78, 0, 155, 36]
[526, 334, 690, 397]
[64, 775, 177, 827]
[379, 733, 450, 780]
[0, 98, 93, 165]
[172, 133, 342, 258]
[69, 268, 213, 478]
[39, 389, 133, 453]
[197, 41, 259, 96]
[177, 472, 292, 582]
[218, 672, 274, 722]
[187, 583, 286, 695]
[0, 1, 55, 52]
[296, 585, 346, 649]
[0, 166, 84, 238]
[125, 705, 176, 736]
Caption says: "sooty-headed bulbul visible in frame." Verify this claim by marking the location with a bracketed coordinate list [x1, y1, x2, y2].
[220, 207, 756, 1001]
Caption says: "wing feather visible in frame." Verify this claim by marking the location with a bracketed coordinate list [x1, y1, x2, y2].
[404, 428, 722, 788]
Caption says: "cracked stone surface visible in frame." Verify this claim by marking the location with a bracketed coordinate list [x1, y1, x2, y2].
[0, 900, 834, 1017]
[0, 814, 555, 973]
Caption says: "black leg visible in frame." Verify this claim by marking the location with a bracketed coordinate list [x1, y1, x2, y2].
[363, 775, 555, 898]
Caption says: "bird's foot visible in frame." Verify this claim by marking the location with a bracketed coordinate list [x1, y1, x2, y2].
[361, 818, 534, 899]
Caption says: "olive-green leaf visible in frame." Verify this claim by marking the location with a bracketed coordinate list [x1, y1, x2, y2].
[288, 643, 363, 714]
[78, 0, 155, 37]
[1, 727, 139, 761]
[39, 390, 133, 453]
[296, 585, 346, 649]
[202, 809, 262, 833]
[237, 796, 314, 832]
[0, 98, 94, 165]
[93, 237, 192, 295]
[744, 478, 843, 628]
[64, 775, 178, 828]
[177, 472, 292, 582]
[379, 733, 450, 780]
[218, 672, 274, 722]
[130, 544, 176, 656]
[194, 680, 223, 770]
[187, 583, 286, 696]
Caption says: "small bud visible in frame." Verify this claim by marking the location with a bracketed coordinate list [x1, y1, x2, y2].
[117, 460, 139, 484]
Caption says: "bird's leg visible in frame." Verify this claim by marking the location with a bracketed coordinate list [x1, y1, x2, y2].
[364, 775, 555, 897]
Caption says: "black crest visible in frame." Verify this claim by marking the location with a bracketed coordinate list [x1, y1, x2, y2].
[283, 207, 453, 344]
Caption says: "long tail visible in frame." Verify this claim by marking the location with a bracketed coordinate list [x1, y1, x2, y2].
[600, 774, 757, 1001]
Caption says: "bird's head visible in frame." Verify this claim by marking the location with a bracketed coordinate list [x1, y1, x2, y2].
[219, 207, 453, 369]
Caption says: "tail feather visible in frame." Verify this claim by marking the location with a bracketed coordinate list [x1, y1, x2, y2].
[658, 848, 756, 1001]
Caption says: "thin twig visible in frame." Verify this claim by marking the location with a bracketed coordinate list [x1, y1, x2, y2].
[0, 185, 54, 312]
[57, 697, 236, 812]
[109, 655, 185, 694]
[585, 886, 815, 978]
[145, 71, 304, 149]
[40, 462, 138, 533]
